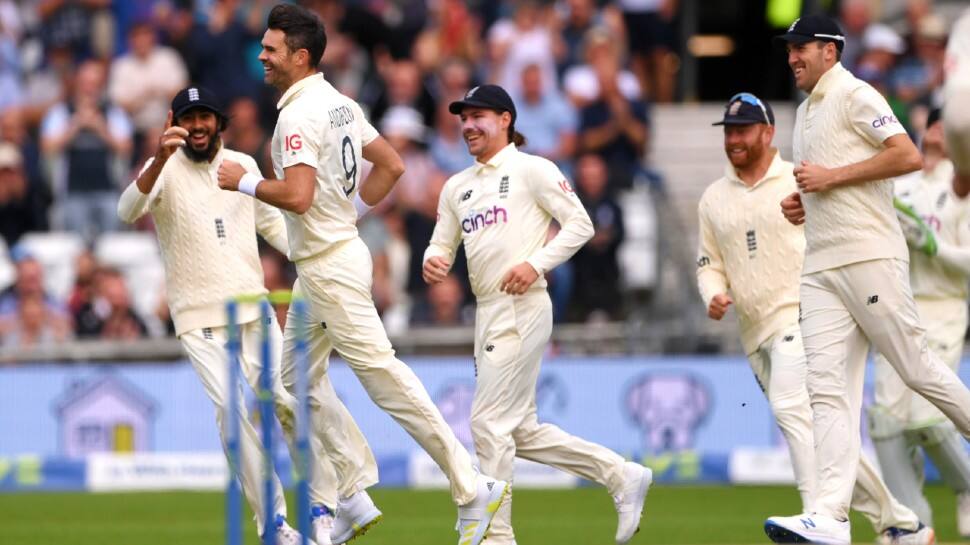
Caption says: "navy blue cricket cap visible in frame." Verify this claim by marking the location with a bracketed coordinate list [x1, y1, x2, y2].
[171, 86, 228, 121]
[774, 15, 846, 52]
[449, 85, 517, 123]
[713, 93, 775, 126]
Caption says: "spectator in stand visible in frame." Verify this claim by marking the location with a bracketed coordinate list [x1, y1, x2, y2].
[367, 59, 437, 128]
[37, 0, 111, 61]
[318, 23, 369, 100]
[558, 0, 608, 75]
[66, 249, 97, 317]
[20, 44, 74, 127]
[222, 97, 271, 175]
[856, 24, 905, 96]
[185, 0, 267, 102]
[893, 13, 947, 117]
[412, 274, 467, 326]
[108, 20, 188, 154]
[75, 266, 147, 340]
[1, 108, 47, 200]
[578, 49, 650, 191]
[0, 13, 22, 112]
[487, 0, 561, 100]
[0, 254, 68, 319]
[0, 292, 72, 348]
[381, 105, 445, 212]
[430, 101, 475, 176]
[40, 59, 133, 243]
[433, 56, 475, 104]
[570, 153, 625, 321]
[0, 143, 47, 247]
[618, 0, 678, 102]
[412, 0, 484, 73]
[513, 63, 577, 168]
[563, 26, 642, 109]
[837, 0, 874, 73]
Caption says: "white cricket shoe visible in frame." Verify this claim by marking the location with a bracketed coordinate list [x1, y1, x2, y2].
[264, 515, 317, 545]
[958, 491, 970, 537]
[613, 462, 653, 544]
[764, 513, 850, 545]
[876, 523, 935, 545]
[456, 473, 509, 545]
[309, 505, 334, 545]
[331, 490, 382, 544]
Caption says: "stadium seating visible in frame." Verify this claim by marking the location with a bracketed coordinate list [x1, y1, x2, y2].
[17, 231, 86, 303]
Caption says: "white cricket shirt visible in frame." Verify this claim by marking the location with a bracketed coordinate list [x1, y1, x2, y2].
[272, 73, 379, 262]
[696, 152, 804, 355]
[895, 160, 970, 300]
[792, 62, 910, 274]
[423, 144, 593, 302]
[118, 146, 289, 335]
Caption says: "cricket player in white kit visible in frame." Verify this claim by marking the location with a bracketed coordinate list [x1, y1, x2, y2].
[698, 93, 933, 545]
[422, 84, 653, 545]
[216, 6, 508, 545]
[869, 109, 970, 536]
[117, 86, 373, 545]
[766, 15, 970, 544]
[944, 8, 970, 192]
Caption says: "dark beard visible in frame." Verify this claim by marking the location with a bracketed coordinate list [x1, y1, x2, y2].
[182, 134, 222, 163]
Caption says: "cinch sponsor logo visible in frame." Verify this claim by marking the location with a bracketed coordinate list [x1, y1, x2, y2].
[871, 115, 898, 128]
[461, 205, 508, 233]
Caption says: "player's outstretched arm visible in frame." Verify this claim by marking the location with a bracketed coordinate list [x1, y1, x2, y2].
[217, 160, 316, 214]
[359, 135, 405, 207]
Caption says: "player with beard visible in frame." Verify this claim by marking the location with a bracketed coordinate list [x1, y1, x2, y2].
[216, 5, 509, 545]
[118, 86, 378, 545]
[697, 93, 933, 545]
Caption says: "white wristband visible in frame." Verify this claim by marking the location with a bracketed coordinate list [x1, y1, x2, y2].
[354, 194, 373, 217]
[238, 173, 263, 197]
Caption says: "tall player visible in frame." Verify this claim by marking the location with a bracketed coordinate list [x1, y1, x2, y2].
[216, 5, 509, 545]
[943, 8, 970, 193]
[422, 84, 653, 545]
[117, 87, 377, 545]
[766, 15, 970, 544]
[698, 92, 932, 545]
[869, 109, 970, 536]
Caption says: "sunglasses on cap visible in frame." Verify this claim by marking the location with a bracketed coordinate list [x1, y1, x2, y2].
[730, 92, 771, 125]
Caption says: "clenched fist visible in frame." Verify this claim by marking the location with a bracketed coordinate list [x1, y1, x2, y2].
[217, 159, 247, 191]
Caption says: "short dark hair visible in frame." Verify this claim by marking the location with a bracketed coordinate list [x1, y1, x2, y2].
[266, 4, 327, 67]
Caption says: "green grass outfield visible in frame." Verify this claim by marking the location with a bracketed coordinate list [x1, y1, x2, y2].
[0, 485, 964, 544]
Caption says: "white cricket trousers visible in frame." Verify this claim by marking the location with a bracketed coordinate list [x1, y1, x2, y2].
[281, 277, 379, 499]
[875, 297, 968, 427]
[472, 290, 626, 545]
[800, 258, 970, 522]
[749, 323, 919, 531]
[295, 237, 478, 505]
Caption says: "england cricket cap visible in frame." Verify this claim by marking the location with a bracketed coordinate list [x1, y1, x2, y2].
[448, 85, 517, 123]
[171, 86, 228, 121]
[713, 93, 775, 126]
[774, 15, 846, 52]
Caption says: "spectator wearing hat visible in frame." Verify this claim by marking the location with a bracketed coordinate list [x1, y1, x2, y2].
[856, 24, 905, 93]
[40, 59, 133, 243]
[0, 143, 47, 247]
[893, 14, 947, 109]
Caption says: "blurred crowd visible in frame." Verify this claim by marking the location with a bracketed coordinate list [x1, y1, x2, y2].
[0, 0, 677, 349]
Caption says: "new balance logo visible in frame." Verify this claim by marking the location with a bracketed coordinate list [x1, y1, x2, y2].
[485, 344, 495, 352]
[697, 256, 710, 268]
[321, 322, 327, 330]
[783, 335, 794, 342]
[800, 518, 816, 529]
[867, 295, 879, 305]
[460, 189, 473, 202]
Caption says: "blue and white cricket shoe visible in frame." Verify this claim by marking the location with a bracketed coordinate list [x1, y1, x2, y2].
[331, 490, 382, 544]
[764, 513, 850, 544]
[876, 523, 936, 545]
[309, 504, 334, 545]
[455, 473, 509, 545]
[263, 514, 317, 545]
[613, 462, 653, 544]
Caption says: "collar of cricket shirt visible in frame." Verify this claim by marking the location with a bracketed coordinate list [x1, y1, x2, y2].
[475, 143, 517, 174]
[277, 73, 324, 111]
[724, 149, 786, 190]
[808, 62, 847, 101]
